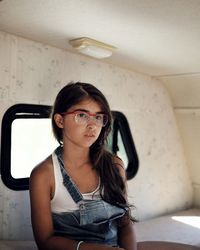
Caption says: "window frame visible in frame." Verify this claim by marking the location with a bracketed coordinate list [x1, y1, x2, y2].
[1, 104, 52, 190]
[112, 111, 139, 180]
[1, 104, 139, 190]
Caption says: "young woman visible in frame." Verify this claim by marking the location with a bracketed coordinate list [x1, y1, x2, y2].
[29, 82, 137, 250]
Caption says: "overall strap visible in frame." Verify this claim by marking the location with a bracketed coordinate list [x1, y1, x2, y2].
[55, 146, 83, 204]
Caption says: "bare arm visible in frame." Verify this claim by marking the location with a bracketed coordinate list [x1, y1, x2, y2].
[114, 157, 137, 250]
[118, 218, 137, 250]
[29, 158, 124, 250]
[29, 158, 77, 250]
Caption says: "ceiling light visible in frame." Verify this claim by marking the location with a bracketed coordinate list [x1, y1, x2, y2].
[69, 37, 116, 59]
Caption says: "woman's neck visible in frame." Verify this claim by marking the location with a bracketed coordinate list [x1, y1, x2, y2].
[62, 142, 90, 169]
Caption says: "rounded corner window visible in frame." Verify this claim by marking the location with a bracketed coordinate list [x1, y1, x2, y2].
[1, 104, 55, 190]
[110, 111, 139, 180]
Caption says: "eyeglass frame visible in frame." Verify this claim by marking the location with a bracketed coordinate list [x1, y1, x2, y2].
[60, 110, 109, 127]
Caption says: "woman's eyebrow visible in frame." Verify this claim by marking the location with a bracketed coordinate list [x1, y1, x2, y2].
[73, 108, 89, 112]
[73, 108, 103, 114]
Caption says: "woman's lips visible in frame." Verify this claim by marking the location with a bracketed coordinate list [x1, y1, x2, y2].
[85, 133, 95, 137]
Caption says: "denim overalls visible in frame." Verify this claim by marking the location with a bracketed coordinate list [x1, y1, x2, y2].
[52, 146, 128, 246]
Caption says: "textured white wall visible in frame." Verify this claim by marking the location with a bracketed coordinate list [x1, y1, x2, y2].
[174, 111, 200, 208]
[160, 75, 200, 208]
[0, 31, 193, 240]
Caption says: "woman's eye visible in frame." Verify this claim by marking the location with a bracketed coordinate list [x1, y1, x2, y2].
[78, 113, 87, 118]
[95, 115, 103, 121]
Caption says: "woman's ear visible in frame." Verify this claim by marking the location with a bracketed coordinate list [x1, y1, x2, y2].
[54, 114, 64, 128]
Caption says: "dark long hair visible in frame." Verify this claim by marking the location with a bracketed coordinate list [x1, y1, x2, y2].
[52, 82, 131, 213]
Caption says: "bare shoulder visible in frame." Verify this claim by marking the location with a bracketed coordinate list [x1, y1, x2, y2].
[113, 155, 126, 181]
[30, 155, 53, 188]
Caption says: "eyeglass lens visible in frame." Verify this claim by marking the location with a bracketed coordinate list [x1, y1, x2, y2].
[75, 112, 108, 127]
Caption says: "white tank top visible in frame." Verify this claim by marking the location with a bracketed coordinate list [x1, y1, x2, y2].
[51, 151, 100, 213]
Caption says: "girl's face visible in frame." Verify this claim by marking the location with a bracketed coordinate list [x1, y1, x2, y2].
[54, 98, 104, 148]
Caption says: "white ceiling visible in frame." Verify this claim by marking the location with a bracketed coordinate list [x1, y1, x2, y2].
[1, 0, 200, 77]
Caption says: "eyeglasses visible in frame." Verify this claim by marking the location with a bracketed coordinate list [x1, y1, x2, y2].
[61, 110, 108, 127]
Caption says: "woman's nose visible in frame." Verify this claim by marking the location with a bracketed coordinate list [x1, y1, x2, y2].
[87, 121, 97, 129]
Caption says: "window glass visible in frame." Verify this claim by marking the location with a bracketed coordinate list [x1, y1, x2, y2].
[116, 130, 128, 168]
[11, 118, 58, 178]
[107, 124, 128, 169]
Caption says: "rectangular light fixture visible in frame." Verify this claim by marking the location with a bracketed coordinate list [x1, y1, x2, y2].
[69, 37, 116, 59]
